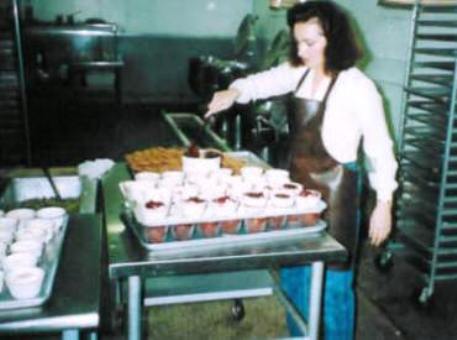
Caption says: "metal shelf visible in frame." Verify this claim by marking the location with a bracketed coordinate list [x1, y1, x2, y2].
[392, 3, 457, 302]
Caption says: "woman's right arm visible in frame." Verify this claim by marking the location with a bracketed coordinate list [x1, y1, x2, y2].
[205, 62, 304, 118]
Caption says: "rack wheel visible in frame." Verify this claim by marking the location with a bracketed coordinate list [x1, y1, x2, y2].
[231, 299, 245, 321]
[374, 250, 393, 273]
[412, 286, 434, 310]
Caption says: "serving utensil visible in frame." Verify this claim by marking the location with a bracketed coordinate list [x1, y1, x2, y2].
[42, 167, 63, 201]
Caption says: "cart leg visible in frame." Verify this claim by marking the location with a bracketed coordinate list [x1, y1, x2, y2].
[128, 275, 143, 340]
[309, 261, 324, 340]
[62, 329, 79, 340]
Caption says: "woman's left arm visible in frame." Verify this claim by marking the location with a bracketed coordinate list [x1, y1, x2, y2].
[355, 76, 398, 246]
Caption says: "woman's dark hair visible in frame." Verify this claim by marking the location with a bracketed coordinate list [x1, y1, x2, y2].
[287, 1, 361, 72]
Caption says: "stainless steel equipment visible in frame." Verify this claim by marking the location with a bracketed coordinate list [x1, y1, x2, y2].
[24, 21, 124, 103]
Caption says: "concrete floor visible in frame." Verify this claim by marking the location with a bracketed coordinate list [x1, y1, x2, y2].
[25, 97, 457, 339]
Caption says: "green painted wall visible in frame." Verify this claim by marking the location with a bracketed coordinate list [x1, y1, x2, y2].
[29, 0, 253, 37]
[252, 0, 414, 141]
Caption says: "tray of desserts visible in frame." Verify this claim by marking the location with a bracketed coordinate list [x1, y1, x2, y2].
[120, 147, 327, 251]
[122, 209, 327, 251]
[0, 206, 69, 309]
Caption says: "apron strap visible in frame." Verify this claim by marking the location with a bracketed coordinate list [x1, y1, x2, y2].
[293, 69, 340, 106]
[294, 69, 310, 94]
[321, 73, 339, 106]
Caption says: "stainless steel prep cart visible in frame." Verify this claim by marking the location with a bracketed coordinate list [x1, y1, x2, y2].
[0, 214, 102, 340]
[0, 168, 101, 339]
[102, 162, 347, 340]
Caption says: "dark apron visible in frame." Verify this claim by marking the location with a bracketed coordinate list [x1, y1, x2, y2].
[288, 70, 360, 269]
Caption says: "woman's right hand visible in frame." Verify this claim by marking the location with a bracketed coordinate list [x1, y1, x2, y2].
[205, 88, 241, 119]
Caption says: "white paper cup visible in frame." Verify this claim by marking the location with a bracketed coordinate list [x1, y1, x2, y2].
[240, 166, 264, 180]
[36, 207, 67, 232]
[134, 171, 160, 182]
[10, 240, 43, 259]
[6, 208, 35, 221]
[3, 253, 39, 273]
[0, 217, 18, 233]
[6, 267, 45, 299]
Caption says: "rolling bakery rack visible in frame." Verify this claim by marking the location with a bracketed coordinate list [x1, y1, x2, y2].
[384, 2, 457, 304]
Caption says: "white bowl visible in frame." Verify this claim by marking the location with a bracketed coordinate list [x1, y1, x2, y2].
[0, 230, 14, 244]
[3, 253, 39, 273]
[6, 208, 35, 221]
[36, 207, 67, 232]
[6, 267, 45, 299]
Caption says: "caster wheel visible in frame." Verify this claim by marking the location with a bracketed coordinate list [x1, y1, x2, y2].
[412, 286, 434, 311]
[231, 299, 245, 322]
[374, 250, 394, 273]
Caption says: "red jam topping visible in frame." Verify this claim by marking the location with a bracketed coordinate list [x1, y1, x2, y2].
[245, 192, 264, 198]
[284, 183, 298, 190]
[300, 189, 318, 197]
[187, 196, 205, 204]
[214, 195, 231, 204]
[145, 200, 164, 209]
[186, 143, 200, 158]
[204, 150, 221, 159]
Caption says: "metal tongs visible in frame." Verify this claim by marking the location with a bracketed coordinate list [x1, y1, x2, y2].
[42, 167, 63, 201]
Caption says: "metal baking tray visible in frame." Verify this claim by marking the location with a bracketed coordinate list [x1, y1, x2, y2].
[0, 172, 97, 309]
[0, 174, 97, 214]
[123, 210, 327, 252]
[0, 215, 69, 309]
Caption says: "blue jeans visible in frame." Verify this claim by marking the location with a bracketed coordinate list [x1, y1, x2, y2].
[280, 266, 355, 340]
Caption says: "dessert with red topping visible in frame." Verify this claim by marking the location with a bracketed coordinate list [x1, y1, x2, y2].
[181, 196, 207, 218]
[245, 217, 267, 233]
[268, 216, 286, 230]
[145, 226, 168, 243]
[172, 224, 194, 241]
[300, 213, 320, 227]
[282, 182, 303, 197]
[296, 189, 322, 209]
[241, 191, 267, 209]
[198, 222, 220, 238]
[270, 191, 294, 208]
[220, 219, 241, 234]
[209, 195, 238, 217]
[265, 169, 290, 188]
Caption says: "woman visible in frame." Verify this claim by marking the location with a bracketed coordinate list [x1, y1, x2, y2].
[206, 1, 397, 339]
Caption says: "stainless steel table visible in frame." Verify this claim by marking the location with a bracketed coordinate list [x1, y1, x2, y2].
[0, 214, 102, 340]
[102, 163, 347, 340]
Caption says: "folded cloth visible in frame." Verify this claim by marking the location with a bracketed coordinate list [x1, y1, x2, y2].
[78, 158, 115, 180]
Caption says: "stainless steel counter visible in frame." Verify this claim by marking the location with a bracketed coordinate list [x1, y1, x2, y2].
[0, 214, 102, 339]
[102, 162, 347, 339]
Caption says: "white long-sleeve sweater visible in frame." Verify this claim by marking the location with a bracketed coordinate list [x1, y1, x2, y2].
[230, 62, 398, 202]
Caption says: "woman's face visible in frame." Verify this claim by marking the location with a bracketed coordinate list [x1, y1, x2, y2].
[293, 18, 327, 71]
